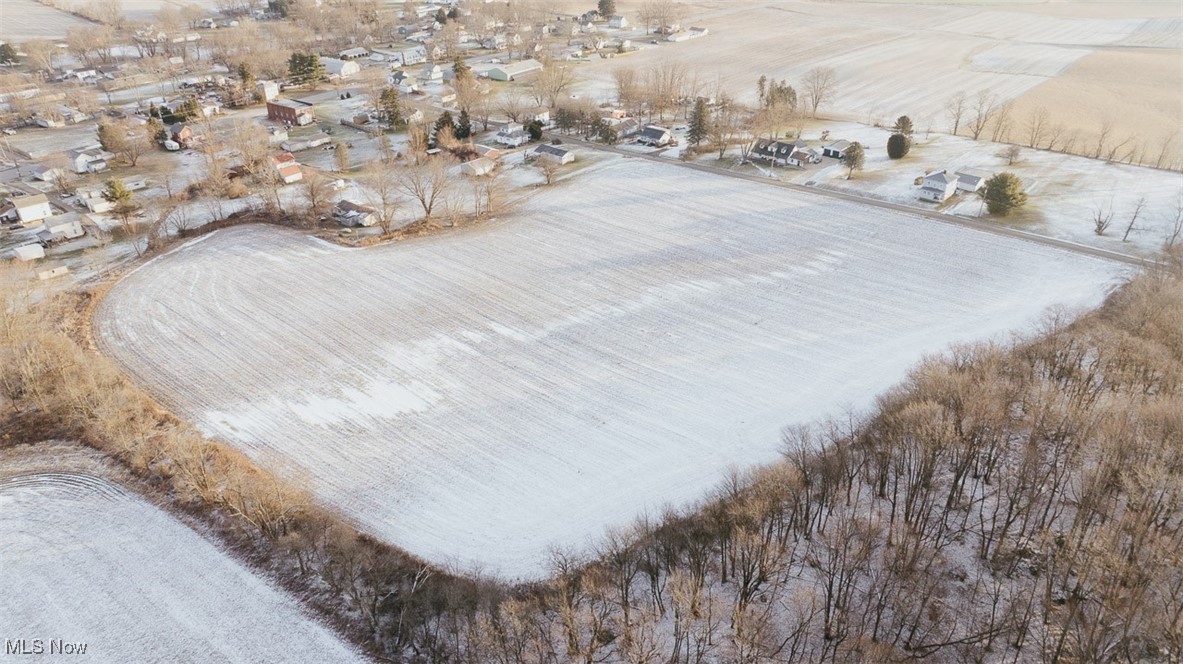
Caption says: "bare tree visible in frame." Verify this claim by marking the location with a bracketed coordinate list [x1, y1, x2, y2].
[966, 91, 998, 140]
[945, 91, 967, 136]
[538, 158, 561, 185]
[802, 66, 836, 119]
[530, 62, 576, 108]
[1122, 197, 1146, 242]
[364, 164, 404, 234]
[499, 87, 530, 123]
[1163, 194, 1183, 251]
[1093, 118, 1114, 159]
[1003, 144, 1021, 165]
[1092, 200, 1114, 236]
[300, 170, 332, 225]
[399, 158, 452, 223]
[989, 101, 1013, 143]
[611, 65, 640, 114]
[1025, 106, 1050, 148]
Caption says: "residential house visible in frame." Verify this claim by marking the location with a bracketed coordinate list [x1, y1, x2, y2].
[460, 156, 496, 176]
[472, 144, 503, 160]
[637, 125, 673, 147]
[67, 147, 113, 174]
[332, 199, 376, 227]
[388, 70, 419, 94]
[954, 169, 991, 193]
[494, 122, 531, 147]
[421, 64, 444, 82]
[30, 165, 68, 183]
[321, 57, 360, 79]
[533, 143, 575, 164]
[271, 153, 303, 184]
[267, 99, 316, 126]
[527, 108, 550, 124]
[169, 123, 195, 147]
[610, 117, 641, 138]
[487, 59, 544, 82]
[751, 139, 808, 166]
[919, 170, 960, 203]
[76, 184, 114, 213]
[608, 15, 629, 29]
[13, 194, 53, 224]
[11, 244, 45, 261]
[37, 214, 85, 244]
[822, 140, 851, 159]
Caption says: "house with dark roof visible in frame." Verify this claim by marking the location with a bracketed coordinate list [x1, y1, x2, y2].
[751, 139, 818, 167]
[637, 125, 673, 147]
[532, 143, 575, 164]
[332, 199, 376, 227]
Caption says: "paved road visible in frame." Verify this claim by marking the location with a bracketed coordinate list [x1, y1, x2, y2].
[556, 136, 1153, 268]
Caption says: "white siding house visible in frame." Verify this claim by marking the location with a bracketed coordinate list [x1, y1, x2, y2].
[919, 171, 960, 203]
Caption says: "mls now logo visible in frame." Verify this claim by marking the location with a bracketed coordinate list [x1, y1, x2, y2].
[5, 639, 88, 655]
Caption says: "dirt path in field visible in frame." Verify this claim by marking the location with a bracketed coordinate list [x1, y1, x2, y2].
[560, 136, 1152, 268]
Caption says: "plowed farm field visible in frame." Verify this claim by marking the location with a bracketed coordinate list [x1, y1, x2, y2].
[0, 472, 369, 663]
[96, 157, 1129, 577]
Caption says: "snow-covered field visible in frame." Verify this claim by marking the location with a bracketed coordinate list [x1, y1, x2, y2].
[96, 157, 1130, 578]
[749, 121, 1183, 258]
[0, 469, 368, 663]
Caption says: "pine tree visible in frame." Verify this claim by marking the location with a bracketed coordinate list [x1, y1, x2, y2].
[527, 120, 543, 141]
[598, 0, 616, 16]
[147, 116, 166, 144]
[886, 133, 910, 159]
[892, 115, 914, 137]
[378, 87, 403, 127]
[842, 141, 865, 178]
[687, 97, 709, 146]
[431, 111, 455, 145]
[756, 75, 767, 107]
[455, 109, 472, 139]
[0, 43, 18, 65]
[981, 172, 1028, 216]
[452, 55, 471, 83]
[102, 178, 139, 229]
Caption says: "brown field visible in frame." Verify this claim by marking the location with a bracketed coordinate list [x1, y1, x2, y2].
[577, 0, 1181, 165]
[1007, 47, 1183, 164]
[0, 0, 95, 42]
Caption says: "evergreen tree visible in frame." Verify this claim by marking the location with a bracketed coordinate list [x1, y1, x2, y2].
[598, 0, 616, 16]
[102, 178, 139, 229]
[0, 43, 18, 65]
[886, 133, 910, 159]
[842, 141, 865, 178]
[981, 172, 1028, 216]
[378, 87, 403, 127]
[431, 111, 455, 144]
[238, 62, 255, 89]
[452, 55, 471, 83]
[687, 97, 709, 146]
[455, 109, 472, 139]
[892, 115, 914, 137]
[764, 79, 796, 111]
[435, 8, 447, 23]
[527, 120, 543, 141]
[147, 116, 166, 144]
[288, 52, 324, 87]
[756, 75, 767, 107]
